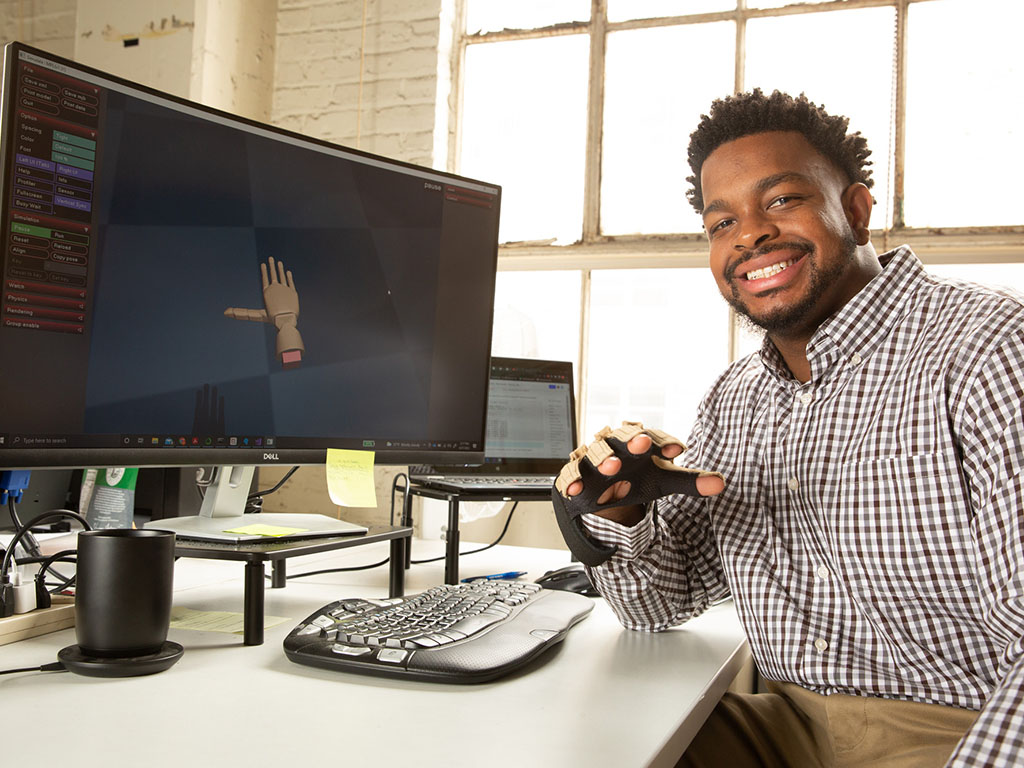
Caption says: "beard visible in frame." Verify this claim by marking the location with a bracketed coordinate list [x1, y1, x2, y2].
[723, 231, 859, 337]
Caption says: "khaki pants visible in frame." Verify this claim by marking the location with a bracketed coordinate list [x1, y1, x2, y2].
[678, 680, 979, 768]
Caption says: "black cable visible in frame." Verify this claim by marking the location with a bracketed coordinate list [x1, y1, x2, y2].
[0, 661, 66, 675]
[248, 466, 299, 500]
[411, 502, 519, 564]
[13, 550, 77, 582]
[28, 550, 78, 608]
[283, 557, 392, 578]
[389, 472, 408, 526]
[1, 510, 89, 617]
[1, 510, 90, 584]
[3, 502, 74, 586]
[8, 498, 42, 558]
[283, 501, 521, 579]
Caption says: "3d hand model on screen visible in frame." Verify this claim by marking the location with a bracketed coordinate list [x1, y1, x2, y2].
[224, 256, 305, 369]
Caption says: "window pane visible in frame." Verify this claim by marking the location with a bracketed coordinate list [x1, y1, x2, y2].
[745, 7, 896, 228]
[607, 0, 735, 22]
[904, 0, 1024, 227]
[461, 36, 589, 245]
[601, 22, 735, 235]
[927, 263, 1024, 295]
[734, 315, 763, 361]
[584, 269, 729, 442]
[466, 1, 590, 35]
[490, 271, 582, 370]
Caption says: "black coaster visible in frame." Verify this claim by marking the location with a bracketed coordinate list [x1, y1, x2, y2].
[57, 641, 184, 678]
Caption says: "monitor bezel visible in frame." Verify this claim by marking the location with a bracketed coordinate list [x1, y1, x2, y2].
[0, 41, 499, 470]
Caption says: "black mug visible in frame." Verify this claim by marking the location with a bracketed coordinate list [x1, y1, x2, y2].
[75, 528, 175, 657]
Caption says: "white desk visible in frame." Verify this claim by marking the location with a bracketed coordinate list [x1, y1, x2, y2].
[0, 539, 749, 768]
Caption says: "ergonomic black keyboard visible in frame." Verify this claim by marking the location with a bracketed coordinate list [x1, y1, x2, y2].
[283, 580, 594, 683]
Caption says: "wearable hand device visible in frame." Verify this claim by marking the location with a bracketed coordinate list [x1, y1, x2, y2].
[551, 422, 723, 566]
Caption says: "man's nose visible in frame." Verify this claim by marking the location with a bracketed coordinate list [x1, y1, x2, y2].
[734, 216, 778, 250]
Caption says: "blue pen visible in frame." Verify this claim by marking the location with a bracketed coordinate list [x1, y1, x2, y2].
[461, 570, 527, 582]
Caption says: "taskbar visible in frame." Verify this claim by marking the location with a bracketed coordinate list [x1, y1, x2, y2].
[0, 434, 481, 453]
[0, 434, 278, 450]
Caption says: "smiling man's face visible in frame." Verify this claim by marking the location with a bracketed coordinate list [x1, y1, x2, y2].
[700, 130, 876, 341]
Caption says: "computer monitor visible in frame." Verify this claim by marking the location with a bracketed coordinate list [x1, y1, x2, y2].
[0, 42, 501, 540]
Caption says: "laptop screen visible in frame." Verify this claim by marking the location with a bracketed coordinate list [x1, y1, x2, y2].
[415, 357, 577, 476]
[485, 357, 575, 466]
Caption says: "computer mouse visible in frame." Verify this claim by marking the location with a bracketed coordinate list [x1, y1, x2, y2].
[536, 563, 600, 597]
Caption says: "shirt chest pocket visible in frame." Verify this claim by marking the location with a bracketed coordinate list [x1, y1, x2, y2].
[834, 452, 975, 598]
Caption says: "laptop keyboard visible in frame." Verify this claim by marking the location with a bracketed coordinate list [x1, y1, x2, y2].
[409, 466, 556, 490]
[438, 475, 555, 489]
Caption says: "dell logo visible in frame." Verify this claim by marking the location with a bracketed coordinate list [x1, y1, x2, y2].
[264, 453, 280, 461]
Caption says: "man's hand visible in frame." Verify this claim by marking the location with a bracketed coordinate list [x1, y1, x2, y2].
[551, 421, 725, 566]
[225, 256, 305, 369]
[563, 430, 724, 525]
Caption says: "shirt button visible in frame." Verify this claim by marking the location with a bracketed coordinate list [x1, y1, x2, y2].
[799, 393, 813, 405]
[816, 565, 829, 579]
[851, 353, 863, 366]
[814, 638, 829, 652]
[788, 477, 799, 491]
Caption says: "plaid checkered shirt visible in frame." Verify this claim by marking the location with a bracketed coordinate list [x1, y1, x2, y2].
[584, 247, 1024, 766]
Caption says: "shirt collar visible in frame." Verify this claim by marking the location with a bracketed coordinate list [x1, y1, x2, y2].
[758, 246, 924, 381]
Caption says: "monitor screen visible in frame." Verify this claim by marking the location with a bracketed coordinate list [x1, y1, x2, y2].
[0, 42, 500, 471]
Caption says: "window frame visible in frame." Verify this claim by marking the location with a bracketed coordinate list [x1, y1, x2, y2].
[449, 0, 1024, 423]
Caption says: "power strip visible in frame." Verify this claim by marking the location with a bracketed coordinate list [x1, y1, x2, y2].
[0, 596, 74, 646]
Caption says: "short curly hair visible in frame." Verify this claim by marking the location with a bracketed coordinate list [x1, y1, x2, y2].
[686, 89, 874, 213]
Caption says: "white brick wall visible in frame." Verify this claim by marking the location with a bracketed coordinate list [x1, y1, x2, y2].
[0, 0, 76, 58]
[0, 1, 446, 166]
[271, 0, 446, 167]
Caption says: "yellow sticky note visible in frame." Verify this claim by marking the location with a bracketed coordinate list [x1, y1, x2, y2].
[221, 523, 308, 537]
[170, 606, 290, 633]
[326, 447, 377, 508]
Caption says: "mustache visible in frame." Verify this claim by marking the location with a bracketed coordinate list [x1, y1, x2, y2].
[725, 241, 814, 281]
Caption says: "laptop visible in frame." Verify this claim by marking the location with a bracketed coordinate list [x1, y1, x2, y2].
[410, 357, 577, 492]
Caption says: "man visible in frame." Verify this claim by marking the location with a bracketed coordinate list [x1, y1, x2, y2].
[558, 90, 1024, 766]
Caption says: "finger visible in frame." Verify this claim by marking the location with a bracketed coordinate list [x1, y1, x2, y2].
[596, 455, 622, 477]
[661, 443, 683, 459]
[277, 258, 287, 285]
[696, 474, 725, 496]
[224, 307, 269, 322]
[260, 263, 269, 289]
[598, 480, 631, 505]
[567, 479, 582, 497]
[626, 433, 653, 454]
[628, 431, 683, 459]
[286, 269, 295, 289]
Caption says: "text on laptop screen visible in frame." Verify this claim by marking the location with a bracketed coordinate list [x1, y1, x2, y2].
[485, 362, 574, 462]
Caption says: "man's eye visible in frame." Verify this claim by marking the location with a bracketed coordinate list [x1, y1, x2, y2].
[768, 195, 797, 208]
[708, 218, 734, 235]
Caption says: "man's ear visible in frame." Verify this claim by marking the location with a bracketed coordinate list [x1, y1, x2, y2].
[843, 182, 873, 245]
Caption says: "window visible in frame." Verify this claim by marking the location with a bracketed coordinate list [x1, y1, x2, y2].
[455, 0, 1024, 441]
[460, 35, 589, 245]
[744, 6, 898, 227]
[490, 270, 582, 371]
[585, 268, 729, 441]
[903, 0, 1024, 227]
[601, 21, 734, 236]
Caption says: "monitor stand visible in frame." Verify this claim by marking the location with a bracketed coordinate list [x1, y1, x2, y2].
[144, 466, 368, 543]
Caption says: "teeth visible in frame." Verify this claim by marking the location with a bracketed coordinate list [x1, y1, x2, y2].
[745, 260, 793, 281]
